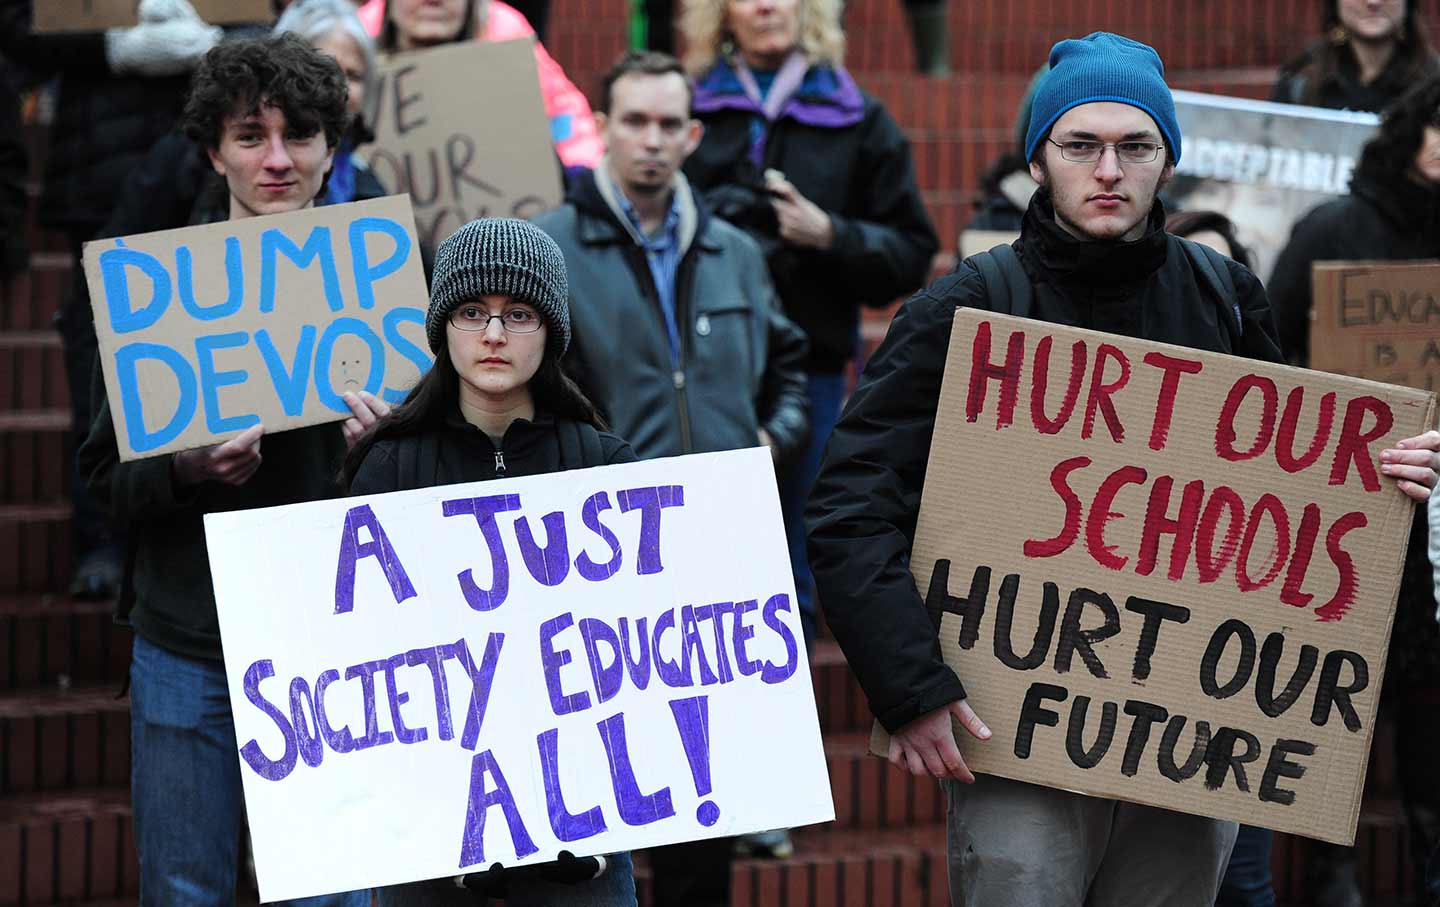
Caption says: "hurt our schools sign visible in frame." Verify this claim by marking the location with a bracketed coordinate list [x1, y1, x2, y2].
[874, 309, 1434, 845]
[205, 448, 834, 901]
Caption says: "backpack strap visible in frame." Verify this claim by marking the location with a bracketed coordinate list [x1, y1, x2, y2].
[1178, 237, 1243, 338]
[967, 243, 1033, 318]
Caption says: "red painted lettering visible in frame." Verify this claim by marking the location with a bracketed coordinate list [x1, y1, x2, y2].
[966, 322, 1025, 429]
[1279, 503, 1322, 609]
[1024, 456, 1090, 558]
[1142, 351, 1203, 452]
[1315, 511, 1367, 621]
[1081, 344, 1130, 442]
[1084, 465, 1148, 570]
[1137, 476, 1205, 581]
[1275, 388, 1335, 474]
[1031, 336, 1087, 434]
[1216, 374, 1278, 462]
[1236, 494, 1291, 592]
[1328, 396, 1392, 491]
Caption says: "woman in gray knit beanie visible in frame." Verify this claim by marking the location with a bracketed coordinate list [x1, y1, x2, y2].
[342, 223, 639, 902]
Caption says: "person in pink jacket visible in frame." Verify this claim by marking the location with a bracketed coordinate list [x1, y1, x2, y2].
[358, 0, 603, 169]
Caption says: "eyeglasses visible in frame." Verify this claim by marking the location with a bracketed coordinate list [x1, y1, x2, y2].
[449, 305, 542, 334]
[1047, 138, 1165, 164]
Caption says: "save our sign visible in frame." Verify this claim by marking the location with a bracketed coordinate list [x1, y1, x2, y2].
[82, 196, 432, 461]
[204, 448, 834, 901]
[874, 309, 1433, 845]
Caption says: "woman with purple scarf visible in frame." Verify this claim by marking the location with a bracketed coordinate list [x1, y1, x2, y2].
[680, 0, 938, 656]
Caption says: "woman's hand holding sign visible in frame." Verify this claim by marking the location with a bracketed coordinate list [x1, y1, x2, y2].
[1381, 430, 1440, 501]
[172, 424, 264, 486]
[342, 390, 391, 449]
[888, 699, 992, 782]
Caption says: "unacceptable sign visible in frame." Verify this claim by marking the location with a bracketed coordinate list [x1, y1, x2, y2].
[878, 309, 1432, 844]
[1309, 261, 1440, 394]
[205, 448, 834, 901]
[1170, 91, 1377, 283]
[366, 39, 562, 250]
[33, 0, 273, 31]
[82, 195, 432, 461]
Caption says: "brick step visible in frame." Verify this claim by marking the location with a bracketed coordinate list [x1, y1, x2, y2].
[0, 787, 137, 904]
[0, 409, 71, 505]
[810, 639, 871, 735]
[0, 595, 131, 692]
[824, 732, 945, 831]
[731, 824, 948, 907]
[1, 254, 73, 334]
[0, 503, 74, 595]
[0, 685, 130, 797]
[0, 333, 67, 414]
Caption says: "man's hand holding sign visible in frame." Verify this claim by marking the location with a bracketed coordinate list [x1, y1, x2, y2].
[872, 309, 1435, 844]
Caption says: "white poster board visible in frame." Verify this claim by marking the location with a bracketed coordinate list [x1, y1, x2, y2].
[1170, 91, 1378, 282]
[205, 448, 833, 901]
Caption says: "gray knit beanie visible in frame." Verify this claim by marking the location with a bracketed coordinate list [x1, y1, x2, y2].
[425, 218, 571, 356]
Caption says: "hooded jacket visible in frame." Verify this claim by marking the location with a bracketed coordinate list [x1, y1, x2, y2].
[532, 167, 809, 461]
[1268, 152, 1440, 365]
[349, 408, 635, 495]
[684, 57, 938, 374]
[807, 192, 1283, 733]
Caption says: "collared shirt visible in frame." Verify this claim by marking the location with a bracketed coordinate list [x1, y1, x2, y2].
[619, 193, 685, 365]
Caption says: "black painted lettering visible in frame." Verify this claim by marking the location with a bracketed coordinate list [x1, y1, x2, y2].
[1014, 682, 1068, 759]
[1124, 596, 1191, 682]
[1053, 588, 1120, 678]
[993, 579, 1058, 670]
[1200, 619, 1256, 699]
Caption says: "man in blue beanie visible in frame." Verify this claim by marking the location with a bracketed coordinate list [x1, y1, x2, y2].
[807, 31, 1440, 906]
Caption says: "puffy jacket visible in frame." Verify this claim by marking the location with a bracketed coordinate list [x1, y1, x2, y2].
[0, 0, 190, 234]
[532, 168, 808, 461]
[807, 192, 1283, 733]
[1268, 155, 1440, 365]
[684, 58, 938, 374]
[349, 407, 635, 494]
[356, 0, 602, 169]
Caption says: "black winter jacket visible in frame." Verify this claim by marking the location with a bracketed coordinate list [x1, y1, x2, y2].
[533, 169, 809, 461]
[349, 408, 635, 495]
[0, 0, 190, 234]
[684, 68, 938, 374]
[1270, 42, 1439, 114]
[807, 192, 1284, 733]
[1268, 156, 1440, 364]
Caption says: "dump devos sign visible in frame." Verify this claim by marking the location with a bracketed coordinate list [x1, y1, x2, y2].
[83, 196, 431, 461]
[900, 309, 1432, 844]
[205, 448, 834, 901]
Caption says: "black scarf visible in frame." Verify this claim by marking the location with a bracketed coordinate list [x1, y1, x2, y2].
[1017, 188, 1170, 295]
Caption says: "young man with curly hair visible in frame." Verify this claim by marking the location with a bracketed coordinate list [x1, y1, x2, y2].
[78, 33, 382, 906]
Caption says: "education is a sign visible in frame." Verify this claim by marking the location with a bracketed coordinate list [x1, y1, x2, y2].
[1309, 260, 1440, 394]
[891, 309, 1432, 844]
[204, 448, 834, 901]
[82, 196, 431, 461]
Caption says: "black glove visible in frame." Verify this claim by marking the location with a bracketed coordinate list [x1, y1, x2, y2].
[461, 851, 607, 898]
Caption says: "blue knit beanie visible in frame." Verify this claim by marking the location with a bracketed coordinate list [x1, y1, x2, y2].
[1023, 32, 1181, 165]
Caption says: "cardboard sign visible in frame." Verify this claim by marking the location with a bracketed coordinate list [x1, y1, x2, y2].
[82, 195, 432, 462]
[874, 309, 1432, 845]
[205, 448, 834, 901]
[366, 39, 563, 250]
[958, 230, 1019, 260]
[1309, 261, 1440, 394]
[1170, 91, 1378, 282]
[33, 0, 273, 32]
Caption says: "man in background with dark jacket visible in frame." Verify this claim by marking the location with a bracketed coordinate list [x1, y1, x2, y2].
[809, 32, 1300, 906]
[78, 34, 380, 906]
[533, 50, 808, 470]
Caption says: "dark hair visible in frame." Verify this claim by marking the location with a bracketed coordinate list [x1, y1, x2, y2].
[339, 340, 608, 490]
[599, 49, 692, 113]
[1165, 210, 1254, 270]
[1283, 1, 1437, 106]
[1352, 72, 1440, 180]
[182, 33, 349, 151]
[379, 0, 476, 51]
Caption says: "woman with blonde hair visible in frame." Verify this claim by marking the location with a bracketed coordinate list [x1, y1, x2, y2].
[680, 0, 937, 697]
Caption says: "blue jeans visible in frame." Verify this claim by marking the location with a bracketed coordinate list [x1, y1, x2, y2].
[129, 634, 370, 907]
[779, 371, 848, 646]
[1215, 824, 1275, 907]
[375, 852, 636, 905]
